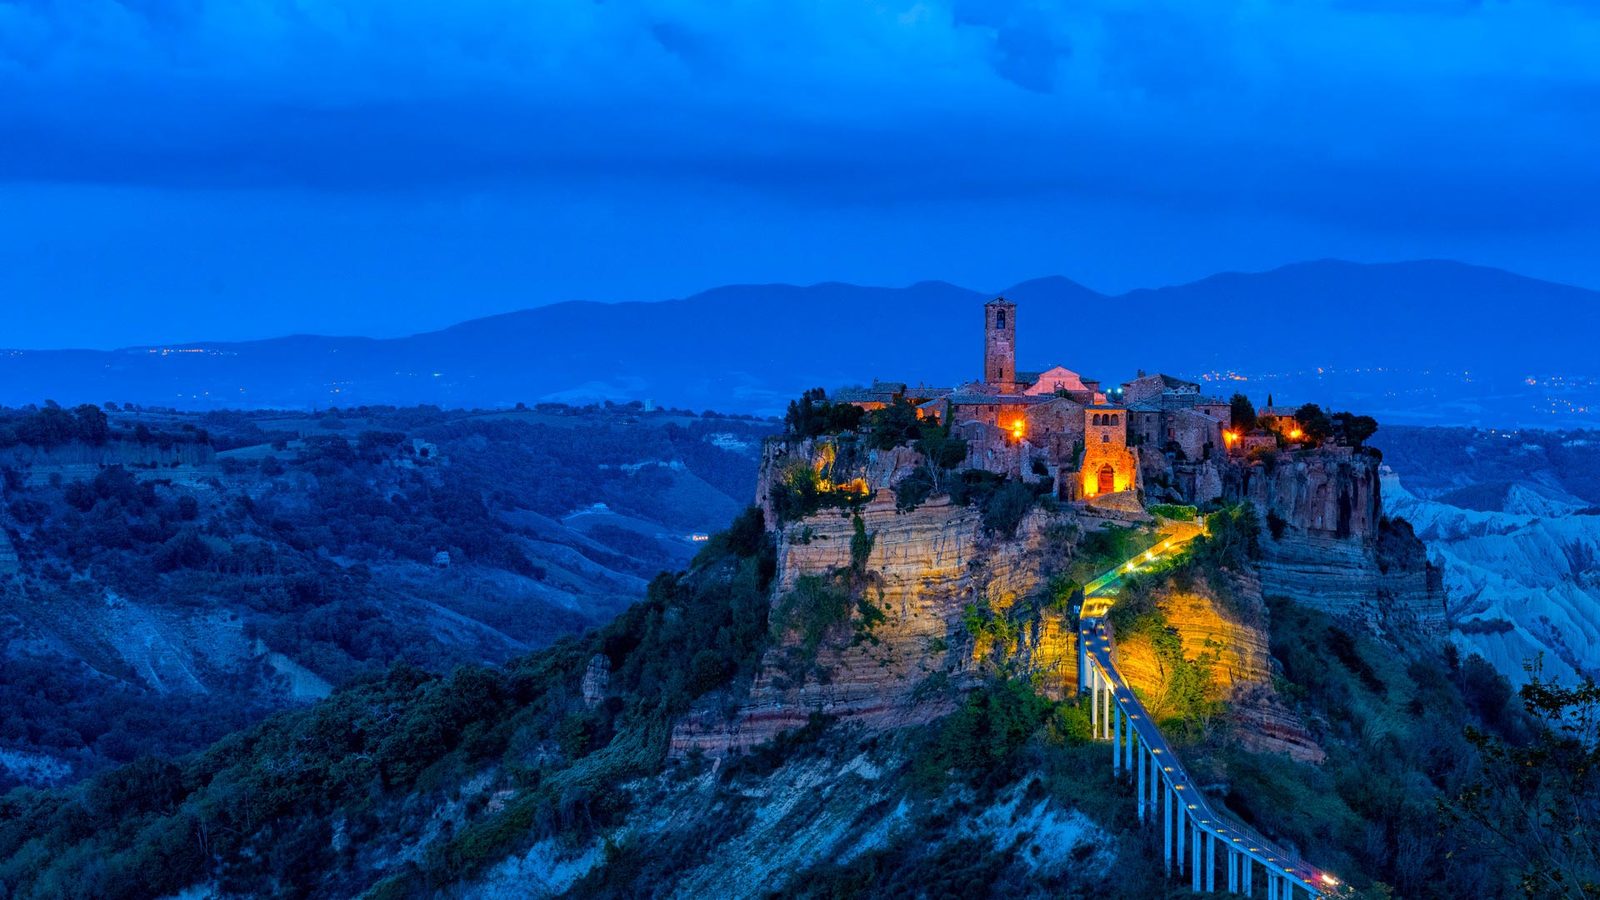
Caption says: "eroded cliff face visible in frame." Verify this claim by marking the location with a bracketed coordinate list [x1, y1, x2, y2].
[1213, 448, 1445, 637]
[677, 435, 1330, 763]
[1111, 571, 1324, 763]
[0, 439, 216, 485]
[672, 491, 1080, 756]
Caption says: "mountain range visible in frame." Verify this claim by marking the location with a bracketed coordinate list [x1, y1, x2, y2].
[6, 259, 1598, 426]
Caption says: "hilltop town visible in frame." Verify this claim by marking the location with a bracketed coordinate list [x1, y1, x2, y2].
[813, 297, 1379, 522]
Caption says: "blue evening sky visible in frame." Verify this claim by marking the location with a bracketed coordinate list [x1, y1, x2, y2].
[2, 1, 1598, 348]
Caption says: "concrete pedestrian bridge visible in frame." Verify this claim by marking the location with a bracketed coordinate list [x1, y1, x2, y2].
[1077, 524, 1339, 898]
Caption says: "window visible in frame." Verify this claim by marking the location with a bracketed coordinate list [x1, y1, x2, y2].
[1102, 433, 1109, 443]
[996, 311, 1006, 330]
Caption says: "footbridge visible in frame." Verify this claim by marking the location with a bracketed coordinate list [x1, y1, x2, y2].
[1075, 525, 1339, 898]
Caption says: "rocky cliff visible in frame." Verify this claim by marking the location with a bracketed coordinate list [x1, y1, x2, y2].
[1111, 569, 1325, 763]
[1220, 448, 1446, 638]
[672, 491, 1080, 756]
[677, 435, 1326, 762]
[0, 439, 216, 486]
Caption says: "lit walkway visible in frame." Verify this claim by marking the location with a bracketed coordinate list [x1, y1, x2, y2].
[1076, 525, 1338, 898]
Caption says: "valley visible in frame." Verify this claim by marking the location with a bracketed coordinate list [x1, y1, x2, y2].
[0, 402, 774, 790]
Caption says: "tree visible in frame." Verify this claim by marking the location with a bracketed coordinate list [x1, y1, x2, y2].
[1229, 393, 1257, 432]
[1332, 412, 1379, 447]
[867, 399, 922, 450]
[72, 405, 111, 445]
[1295, 403, 1334, 442]
[1446, 665, 1600, 898]
[784, 388, 864, 439]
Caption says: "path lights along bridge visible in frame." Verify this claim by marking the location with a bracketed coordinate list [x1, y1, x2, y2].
[1076, 525, 1338, 898]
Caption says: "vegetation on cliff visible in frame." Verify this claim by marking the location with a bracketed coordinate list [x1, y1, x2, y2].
[1183, 594, 1538, 897]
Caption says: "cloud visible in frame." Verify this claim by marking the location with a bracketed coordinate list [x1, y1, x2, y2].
[1, 0, 1599, 239]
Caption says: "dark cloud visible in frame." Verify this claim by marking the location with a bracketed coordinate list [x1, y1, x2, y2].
[0, 1, 1598, 346]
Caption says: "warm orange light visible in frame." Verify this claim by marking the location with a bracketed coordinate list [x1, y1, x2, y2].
[1222, 429, 1239, 446]
[1008, 419, 1026, 441]
[1289, 427, 1304, 440]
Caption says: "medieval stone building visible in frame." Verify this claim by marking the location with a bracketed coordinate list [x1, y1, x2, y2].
[833, 297, 1232, 508]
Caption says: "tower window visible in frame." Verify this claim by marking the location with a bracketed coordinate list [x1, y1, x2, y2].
[996, 311, 1005, 330]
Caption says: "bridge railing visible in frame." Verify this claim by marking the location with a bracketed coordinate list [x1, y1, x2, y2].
[1081, 624, 1331, 896]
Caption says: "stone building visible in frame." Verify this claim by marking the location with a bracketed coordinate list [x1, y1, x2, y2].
[834, 296, 1160, 504]
[984, 297, 1018, 392]
[1076, 406, 1139, 499]
[1257, 406, 1306, 442]
[833, 381, 950, 411]
[1122, 372, 1201, 405]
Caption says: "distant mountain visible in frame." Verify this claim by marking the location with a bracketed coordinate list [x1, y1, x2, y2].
[4, 259, 1597, 425]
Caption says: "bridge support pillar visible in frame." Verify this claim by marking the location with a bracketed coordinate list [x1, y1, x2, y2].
[1176, 800, 1186, 876]
[1243, 857, 1252, 895]
[1113, 698, 1126, 768]
[1102, 670, 1110, 741]
[1191, 821, 1201, 892]
[1227, 848, 1237, 893]
[1135, 735, 1145, 822]
[1149, 749, 1159, 810]
[1162, 780, 1172, 875]
[1090, 667, 1099, 736]
[1204, 831, 1215, 892]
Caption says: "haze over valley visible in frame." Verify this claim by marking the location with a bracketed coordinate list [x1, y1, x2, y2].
[5, 259, 1598, 430]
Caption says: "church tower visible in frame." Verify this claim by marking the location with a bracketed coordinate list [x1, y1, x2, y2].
[984, 297, 1017, 393]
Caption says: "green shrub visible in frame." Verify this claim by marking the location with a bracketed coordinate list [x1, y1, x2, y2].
[980, 479, 1037, 537]
[911, 679, 1055, 794]
[892, 465, 935, 512]
[1147, 503, 1197, 521]
[913, 425, 968, 469]
[775, 575, 853, 658]
[784, 388, 864, 439]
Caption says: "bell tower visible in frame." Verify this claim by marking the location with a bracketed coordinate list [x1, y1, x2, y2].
[984, 297, 1017, 393]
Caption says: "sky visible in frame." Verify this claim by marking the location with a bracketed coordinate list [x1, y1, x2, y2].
[2, 0, 1599, 349]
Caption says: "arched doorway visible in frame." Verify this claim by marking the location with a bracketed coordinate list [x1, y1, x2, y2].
[1097, 464, 1116, 495]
